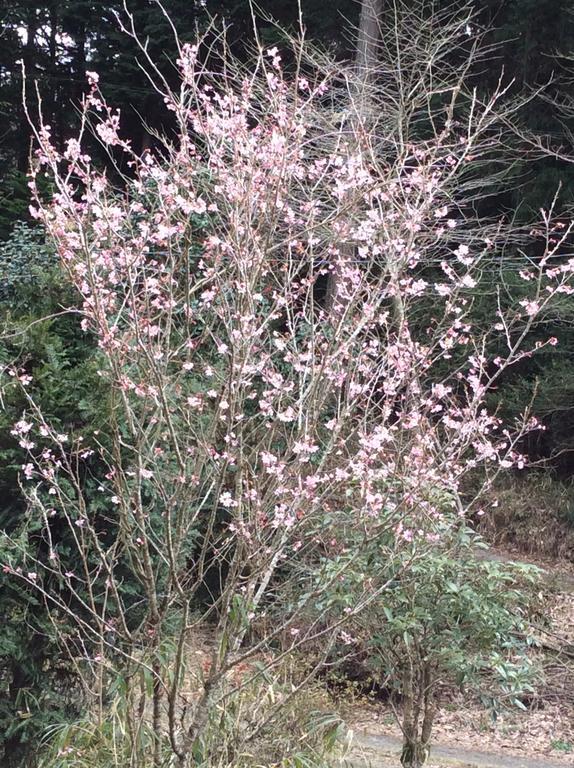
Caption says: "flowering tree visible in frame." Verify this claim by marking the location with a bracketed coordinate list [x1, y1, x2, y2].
[2, 3, 573, 766]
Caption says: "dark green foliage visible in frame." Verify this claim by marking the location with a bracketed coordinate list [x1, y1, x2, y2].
[0, 224, 108, 765]
[483, 0, 574, 214]
[0, 222, 56, 297]
[0, 174, 34, 242]
[470, 263, 574, 474]
[0, 557, 82, 768]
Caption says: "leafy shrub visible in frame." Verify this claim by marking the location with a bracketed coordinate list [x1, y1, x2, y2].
[0, 224, 110, 765]
[328, 525, 540, 768]
[0, 222, 57, 301]
[0, 173, 35, 241]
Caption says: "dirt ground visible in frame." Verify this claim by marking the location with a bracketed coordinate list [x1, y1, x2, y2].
[343, 697, 574, 765]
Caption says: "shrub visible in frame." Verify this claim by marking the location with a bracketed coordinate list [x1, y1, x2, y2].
[334, 526, 539, 768]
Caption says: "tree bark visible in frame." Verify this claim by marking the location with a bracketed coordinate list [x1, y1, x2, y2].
[324, 0, 383, 316]
[48, 2, 59, 145]
[356, 0, 383, 76]
[18, 6, 38, 171]
[400, 663, 434, 768]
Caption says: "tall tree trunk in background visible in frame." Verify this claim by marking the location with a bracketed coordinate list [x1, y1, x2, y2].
[18, 5, 37, 171]
[74, 21, 87, 95]
[326, 0, 408, 332]
[48, 2, 59, 146]
[64, 6, 87, 138]
[324, 0, 383, 315]
[356, 0, 407, 335]
[356, 0, 383, 76]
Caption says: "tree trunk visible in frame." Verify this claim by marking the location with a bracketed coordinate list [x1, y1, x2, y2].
[400, 664, 435, 768]
[356, 0, 383, 75]
[48, 3, 59, 148]
[325, 0, 383, 315]
[18, 7, 38, 171]
[401, 740, 430, 768]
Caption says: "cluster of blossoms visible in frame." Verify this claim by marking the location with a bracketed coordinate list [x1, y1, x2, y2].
[19, 38, 574, 558]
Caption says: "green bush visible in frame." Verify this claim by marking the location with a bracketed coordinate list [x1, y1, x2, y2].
[0, 223, 111, 765]
[330, 525, 540, 768]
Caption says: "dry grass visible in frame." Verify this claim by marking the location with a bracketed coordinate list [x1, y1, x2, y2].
[477, 476, 574, 563]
